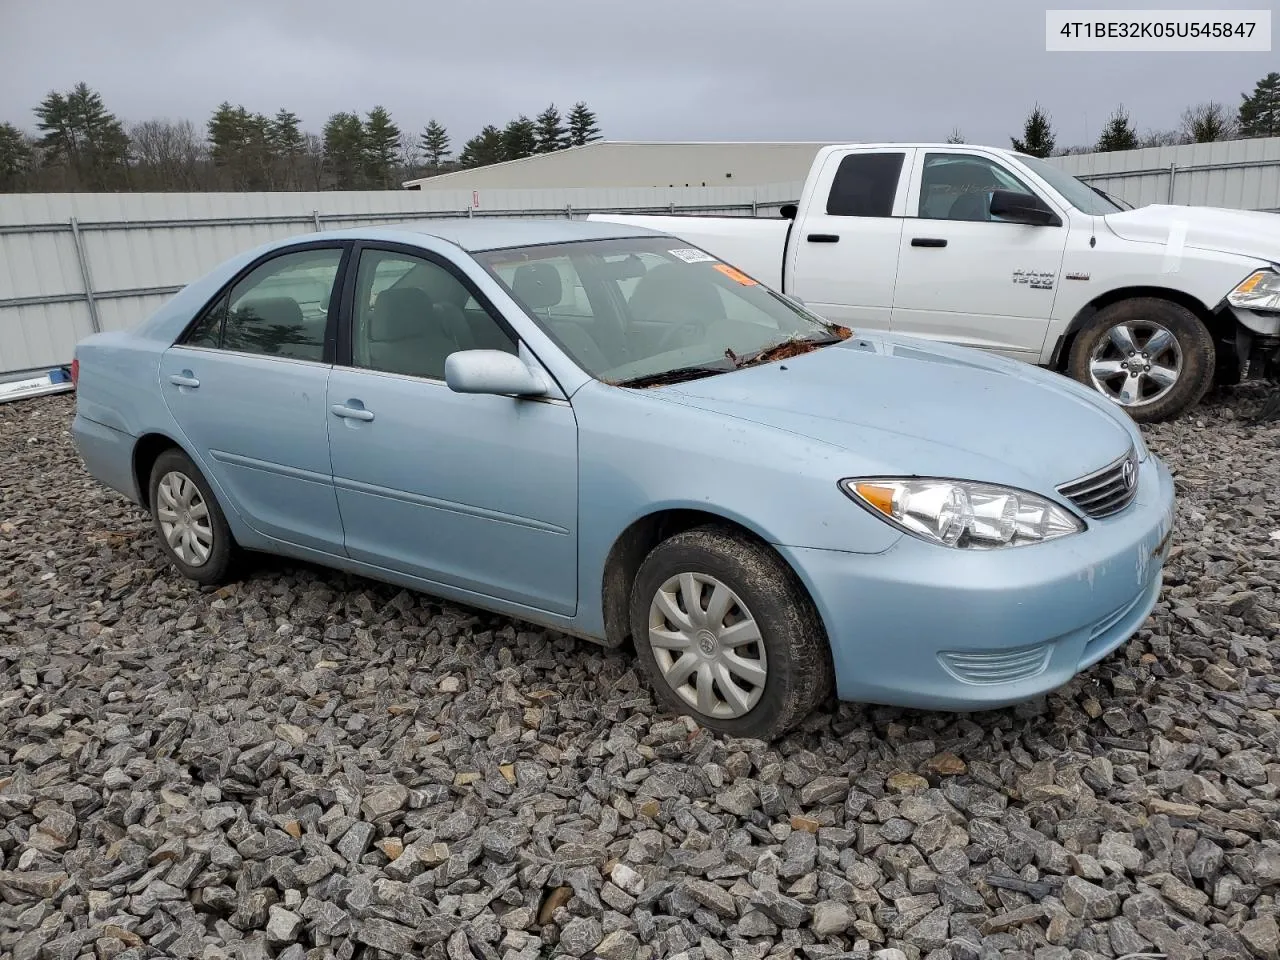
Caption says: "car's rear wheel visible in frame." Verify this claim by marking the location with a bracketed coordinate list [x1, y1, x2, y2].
[629, 525, 832, 739]
[148, 448, 238, 585]
[1067, 298, 1214, 423]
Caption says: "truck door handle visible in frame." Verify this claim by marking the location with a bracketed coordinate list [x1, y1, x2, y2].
[330, 403, 374, 422]
[911, 237, 948, 248]
[168, 372, 200, 388]
[807, 234, 840, 243]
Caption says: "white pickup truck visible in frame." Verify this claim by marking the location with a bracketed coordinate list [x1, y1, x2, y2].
[591, 143, 1280, 421]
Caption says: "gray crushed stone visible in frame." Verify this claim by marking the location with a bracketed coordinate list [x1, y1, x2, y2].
[1, 386, 1279, 960]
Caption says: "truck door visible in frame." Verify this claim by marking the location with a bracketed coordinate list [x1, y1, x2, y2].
[890, 149, 1070, 362]
[787, 148, 914, 333]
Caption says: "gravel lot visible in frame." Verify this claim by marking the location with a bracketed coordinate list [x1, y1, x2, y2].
[2, 387, 1279, 960]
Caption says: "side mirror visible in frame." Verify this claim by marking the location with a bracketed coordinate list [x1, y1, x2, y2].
[445, 349, 548, 397]
[779, 203, 798, 220]
[989, 189, 1061, 227]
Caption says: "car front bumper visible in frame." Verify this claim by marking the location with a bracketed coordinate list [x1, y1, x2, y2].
[777, 454, 1176, 711]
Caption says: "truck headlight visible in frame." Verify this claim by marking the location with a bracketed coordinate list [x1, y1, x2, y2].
[1228, 270, 1280, 313]
[841, 478, 1084, 549]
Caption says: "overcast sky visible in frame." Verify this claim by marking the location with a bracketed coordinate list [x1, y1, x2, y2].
[1, 0, 1273, 150]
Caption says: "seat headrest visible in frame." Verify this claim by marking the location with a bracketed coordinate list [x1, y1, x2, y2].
[512, 263, 563, 310]
[237, 297, 303, 328]
[369, 286, 436, 342]
[627, 262, 726, 323]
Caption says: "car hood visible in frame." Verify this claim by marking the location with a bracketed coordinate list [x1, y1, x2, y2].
[648, 333, 1137, 491]
[1103, 204, 1280, 264]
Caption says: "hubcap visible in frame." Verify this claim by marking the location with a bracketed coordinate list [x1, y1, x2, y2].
[155, 471, 214, 567]
[647, 572, 767, 720]
[1088, 321, 1182, 407]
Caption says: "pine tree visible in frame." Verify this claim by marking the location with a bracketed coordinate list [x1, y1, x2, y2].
[458, 125, 506, 168]
[1097, 104, 1139, 152]
[1010, 103, 1056, 158]
[268, 109, 304, 189]
[0, 122, 33, 191]
[419, 119, 451, 168]
[501, 116, 537, 160]
[1238, 71, 1280, 138]
[323, 112, 366, 188]
[567, 102, 601, 147]
[35, 82, 130, 189]
[206, 103, 274, 189]
[1180, 102, 1235, 143]
[363, 106, 401, 187]
[534, 104, 568, 153]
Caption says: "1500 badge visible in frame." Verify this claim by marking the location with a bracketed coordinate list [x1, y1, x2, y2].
[1012, 269, 1055, 290]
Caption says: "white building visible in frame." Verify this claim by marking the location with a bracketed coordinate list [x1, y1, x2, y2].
[402, 141, 830, 191]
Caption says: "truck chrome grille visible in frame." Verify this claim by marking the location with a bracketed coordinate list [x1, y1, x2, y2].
[1058, 450, 1139, 519]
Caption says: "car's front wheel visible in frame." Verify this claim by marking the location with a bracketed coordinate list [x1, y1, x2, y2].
[147, 448, 239, 586]
[629, 526, 833, 739]
[1066, 298, 1215, 423]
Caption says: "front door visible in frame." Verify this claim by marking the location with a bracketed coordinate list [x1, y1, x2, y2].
[787, 148, 913, 333]
[891, 150, 1071, 361]
[326, 245, 579, 615]
[158, 244, 347, 553]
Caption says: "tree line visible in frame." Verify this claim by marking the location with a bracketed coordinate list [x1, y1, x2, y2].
[0, 82, 603, 192]
[952, 71, 1280, 158]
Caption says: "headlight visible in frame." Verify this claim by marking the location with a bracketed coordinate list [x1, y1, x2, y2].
[841, 478, 1084, 549]
[1228, 270, 1280, 313]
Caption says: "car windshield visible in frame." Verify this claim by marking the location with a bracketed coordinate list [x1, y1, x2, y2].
[474, 236, 846, 385]
[1014, 154, 1124, 216]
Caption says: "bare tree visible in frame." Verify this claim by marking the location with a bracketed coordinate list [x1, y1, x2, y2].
[1138, 128, 1182, 148]
[129, 118, 205, 189]
[1180, 101, 1237, 143]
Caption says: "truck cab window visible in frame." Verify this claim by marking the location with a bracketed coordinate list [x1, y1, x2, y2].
[919, 153, 1037, 222]
[825, 152, 905, 218]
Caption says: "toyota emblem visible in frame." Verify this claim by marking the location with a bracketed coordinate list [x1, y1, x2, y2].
[1121, 458, 1136, 490]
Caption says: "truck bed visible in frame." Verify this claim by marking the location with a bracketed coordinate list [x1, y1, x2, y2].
[586, 214, 791, 290]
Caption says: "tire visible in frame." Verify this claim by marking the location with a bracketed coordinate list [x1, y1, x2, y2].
[1066, 298, 1214, 423]
[629, 525, 833, 739]
[147, 448, 239, 586]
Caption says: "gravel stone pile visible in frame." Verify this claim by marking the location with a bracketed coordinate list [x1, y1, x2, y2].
[2, 387, 1279, 960]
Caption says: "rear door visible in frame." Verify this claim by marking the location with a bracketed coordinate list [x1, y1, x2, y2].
[787, 148, 914, 331]
[890, 149, 1070, 360]
[158, 243, 348, 553]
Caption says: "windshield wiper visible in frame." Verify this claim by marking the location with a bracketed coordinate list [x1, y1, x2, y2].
[727, 331, 847, 369]
[610, 362, 734, 388]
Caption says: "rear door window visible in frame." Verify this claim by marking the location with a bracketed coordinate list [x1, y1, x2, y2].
[182, 247, 344, 362]
[825, 152, 906, 217]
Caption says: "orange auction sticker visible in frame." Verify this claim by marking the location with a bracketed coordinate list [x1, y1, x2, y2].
[713, 263, 758, 286]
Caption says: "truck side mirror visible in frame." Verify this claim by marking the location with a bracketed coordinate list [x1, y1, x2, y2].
[989, 189, 1061, 227]
[779, 204, 797, 220]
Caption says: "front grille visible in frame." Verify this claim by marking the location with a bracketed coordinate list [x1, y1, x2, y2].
[1058, 450, 1139, 519]
[938, 643, 1051, 685]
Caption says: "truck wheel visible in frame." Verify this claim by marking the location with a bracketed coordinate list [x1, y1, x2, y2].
[629, 525, 833, 740]
[1067, 298, 1214, 423]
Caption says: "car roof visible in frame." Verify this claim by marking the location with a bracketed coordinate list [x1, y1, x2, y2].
[317, 217, 663, 253]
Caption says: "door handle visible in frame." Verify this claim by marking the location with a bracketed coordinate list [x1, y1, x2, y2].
[168, 372, 200, 388]
[807, 233, 840, 243]
[330, 403, 374, 422]
[911, 238, 948, 247]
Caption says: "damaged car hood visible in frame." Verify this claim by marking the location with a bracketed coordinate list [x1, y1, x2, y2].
[1103, 204, 1280, 264]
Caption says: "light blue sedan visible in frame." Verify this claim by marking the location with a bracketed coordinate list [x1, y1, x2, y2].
[70, 219, 1176, 739]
